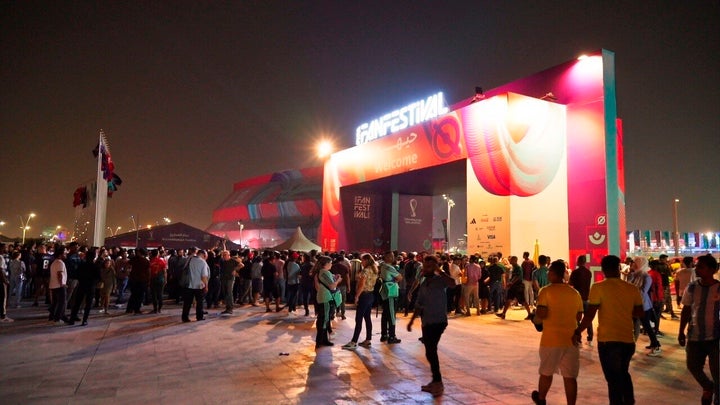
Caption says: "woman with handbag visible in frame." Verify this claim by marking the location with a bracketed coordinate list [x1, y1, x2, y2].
[379, 251, 403, 344]
[314, 255, 342, 348]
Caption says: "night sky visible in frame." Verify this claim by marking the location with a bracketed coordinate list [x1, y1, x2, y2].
[1, 1, 718, 240]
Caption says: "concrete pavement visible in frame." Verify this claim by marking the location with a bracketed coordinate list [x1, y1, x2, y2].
[0, 300, 701, 404]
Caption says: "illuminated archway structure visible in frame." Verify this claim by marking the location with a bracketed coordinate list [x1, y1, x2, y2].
[320, 49, 626, 265]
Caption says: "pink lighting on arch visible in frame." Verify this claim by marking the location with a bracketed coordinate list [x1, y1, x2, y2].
[565, 55, 604, 97]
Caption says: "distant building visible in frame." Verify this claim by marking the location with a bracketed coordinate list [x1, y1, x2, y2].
[206, 167, 323, 249]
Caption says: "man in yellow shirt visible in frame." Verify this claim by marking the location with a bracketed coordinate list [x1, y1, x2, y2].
[575, 255, 644, 405]
[531, 260, 584, 405]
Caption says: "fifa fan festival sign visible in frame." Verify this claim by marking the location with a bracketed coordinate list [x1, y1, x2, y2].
[321, 50, 625, 265]
[355, 92, 449, 146]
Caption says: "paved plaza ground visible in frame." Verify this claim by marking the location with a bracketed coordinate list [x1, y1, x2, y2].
[0, 299, 702, 404]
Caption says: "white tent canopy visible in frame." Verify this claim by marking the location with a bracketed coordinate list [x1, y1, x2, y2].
[272, 227, 322, 252]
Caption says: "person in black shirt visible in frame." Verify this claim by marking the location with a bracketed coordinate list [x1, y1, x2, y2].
[261, 252, 279, 312]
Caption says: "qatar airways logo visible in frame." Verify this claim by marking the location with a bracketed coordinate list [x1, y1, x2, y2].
[355, 92, 449, 146]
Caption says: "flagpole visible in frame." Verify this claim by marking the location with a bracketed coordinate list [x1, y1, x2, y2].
[93, 130, 109, 247]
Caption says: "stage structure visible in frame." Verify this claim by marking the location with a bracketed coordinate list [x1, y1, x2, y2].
[319, 50, 625, 265]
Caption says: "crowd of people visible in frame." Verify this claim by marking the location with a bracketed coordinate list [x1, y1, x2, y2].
[0, 241, 718, 404]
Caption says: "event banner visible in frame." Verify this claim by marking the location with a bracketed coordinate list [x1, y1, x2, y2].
[397, 194, 433, 252]
[464, 94, 568, 257]
[340, 189, 388, 252]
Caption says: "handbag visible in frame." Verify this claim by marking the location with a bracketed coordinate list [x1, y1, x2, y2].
[385, 281, 399, 298]
[318, 275, 342, 307]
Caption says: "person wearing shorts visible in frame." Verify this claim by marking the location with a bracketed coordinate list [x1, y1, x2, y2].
[497, 256, 533, 320]
[532, 260, 584, 405]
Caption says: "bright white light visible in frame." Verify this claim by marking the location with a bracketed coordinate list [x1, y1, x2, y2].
[317, 140, 333, 158]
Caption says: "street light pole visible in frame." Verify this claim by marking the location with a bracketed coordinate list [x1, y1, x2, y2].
[443, 195, 455, 252]
[130, 214, 140, 248]
[672, 199, 680, 257]
[19, 213, 36, 245]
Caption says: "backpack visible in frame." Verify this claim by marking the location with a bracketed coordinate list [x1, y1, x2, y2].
[178, 257, 191, 288]
[372, 277, 383, 307]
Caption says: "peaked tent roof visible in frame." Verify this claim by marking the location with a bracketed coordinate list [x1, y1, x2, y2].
[105, 222, 239, 250]
[272, 227, 321, 252]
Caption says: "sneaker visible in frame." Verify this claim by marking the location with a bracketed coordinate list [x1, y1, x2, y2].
[98, 309, 106, 313]
[421, 381, 443, 393]
[531, 390, 547, 405]
[0, 317, 14, 323]
[428, 381, 444, 397]
[341, 342, 357, 351]
[358, 340, 372, 347]
[387, 337, 402, 344]
[647, 347, 662, 357]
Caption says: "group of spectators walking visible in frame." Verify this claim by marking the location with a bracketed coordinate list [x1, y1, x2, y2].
[0, 240, 718, 404]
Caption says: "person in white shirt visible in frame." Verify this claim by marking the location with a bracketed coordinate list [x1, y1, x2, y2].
[181, 249, 209, 322]
[48, 246, 70, 324]
[674, 256, 696, 308]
